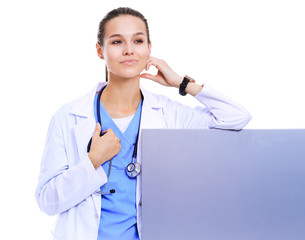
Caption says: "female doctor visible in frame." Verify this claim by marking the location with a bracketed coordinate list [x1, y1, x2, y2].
[35, 7, 251, 240]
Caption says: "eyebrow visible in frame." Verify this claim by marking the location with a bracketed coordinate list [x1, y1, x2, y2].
[107, 32, 145, 40]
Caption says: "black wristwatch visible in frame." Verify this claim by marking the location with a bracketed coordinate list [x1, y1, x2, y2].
[179, 75, 195, 96]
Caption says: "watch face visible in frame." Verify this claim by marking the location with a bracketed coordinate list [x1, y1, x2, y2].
[185, 75, 195, 83]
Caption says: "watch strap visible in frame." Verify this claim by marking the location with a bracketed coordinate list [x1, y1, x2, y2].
[179, 75, 195, 96]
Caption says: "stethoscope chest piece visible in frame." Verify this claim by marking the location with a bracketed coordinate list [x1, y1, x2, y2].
[126, 162, 141, 178]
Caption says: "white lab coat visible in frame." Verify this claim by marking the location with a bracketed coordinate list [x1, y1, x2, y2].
[35, 82, 251, 240]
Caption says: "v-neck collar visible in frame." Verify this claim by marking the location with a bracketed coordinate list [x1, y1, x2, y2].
[95, 93, 143, 147]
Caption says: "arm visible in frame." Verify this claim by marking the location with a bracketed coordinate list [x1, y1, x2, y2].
[140, 57, 251, 130]
[165, 84, 252, 129]
[192, 84, 251, 129]
[35, 114, 108, 216]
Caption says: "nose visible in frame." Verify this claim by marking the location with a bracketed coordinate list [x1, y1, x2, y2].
[123, 42, 134, 56]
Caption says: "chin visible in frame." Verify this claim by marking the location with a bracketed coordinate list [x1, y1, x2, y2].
[115, 68, 143, 79]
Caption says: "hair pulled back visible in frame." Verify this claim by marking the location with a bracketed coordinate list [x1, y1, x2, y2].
[97, 7, 151, 46]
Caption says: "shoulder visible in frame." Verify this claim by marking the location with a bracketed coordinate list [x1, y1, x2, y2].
[48, 99, 82, 132]
[140, 87, 176, 109]
[52, 83, 103, 122]
[52, 99, 78, 120]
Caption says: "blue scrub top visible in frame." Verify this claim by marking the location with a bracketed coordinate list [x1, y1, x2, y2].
[94, 93, 141, 240]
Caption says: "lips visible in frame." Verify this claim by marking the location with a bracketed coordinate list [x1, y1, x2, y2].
[120, 59, 138, 65]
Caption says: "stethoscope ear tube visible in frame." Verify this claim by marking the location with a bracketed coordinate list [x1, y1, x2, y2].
[88, 85, 142, 179]
[87, 138, 92, 153]
[87, 87, 106, 153]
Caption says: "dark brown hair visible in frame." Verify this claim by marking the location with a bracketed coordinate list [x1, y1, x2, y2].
[97, 7, 151, 81]
[97, 7, 151, 46]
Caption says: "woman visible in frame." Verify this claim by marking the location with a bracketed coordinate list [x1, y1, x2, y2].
[35, 7, 251, 240]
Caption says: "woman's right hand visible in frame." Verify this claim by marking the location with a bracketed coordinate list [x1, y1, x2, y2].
[88, 123, 121, 169]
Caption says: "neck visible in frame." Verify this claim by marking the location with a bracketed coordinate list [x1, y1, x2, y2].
[100, 73, 142, 118]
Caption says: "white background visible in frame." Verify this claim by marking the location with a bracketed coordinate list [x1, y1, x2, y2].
[0, 0, 304, 239]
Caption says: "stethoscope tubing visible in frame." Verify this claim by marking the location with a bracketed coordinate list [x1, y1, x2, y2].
[87, 85, 143, 182]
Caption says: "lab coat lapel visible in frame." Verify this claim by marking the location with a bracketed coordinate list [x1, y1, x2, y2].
[74, 116, 96, 160]
[71, 82, 105, 160]
[71, 84, 104, 218]
[137, 88, 167, 165]
[137, 103, 165, 163]
[139, 86, 166, 130]
[140, 103, 165, 129]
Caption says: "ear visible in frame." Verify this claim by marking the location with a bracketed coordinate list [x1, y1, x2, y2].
[96, 42, 104, 59]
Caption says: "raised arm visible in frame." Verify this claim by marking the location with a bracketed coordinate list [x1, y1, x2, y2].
[140, 56, 251, 130]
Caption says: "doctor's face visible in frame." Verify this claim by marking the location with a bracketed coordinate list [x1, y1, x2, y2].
[97, 15, 152, 79]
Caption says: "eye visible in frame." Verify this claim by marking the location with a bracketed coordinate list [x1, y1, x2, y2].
[135, 39, 144, 44]
[112, 40, 122, 44]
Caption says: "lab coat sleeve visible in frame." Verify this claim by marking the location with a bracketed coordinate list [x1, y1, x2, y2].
[35, 114, 107, 216]
[164, 85, 251, 130]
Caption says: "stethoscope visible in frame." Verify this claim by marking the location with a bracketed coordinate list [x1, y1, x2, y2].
[87, 86, 143, 186]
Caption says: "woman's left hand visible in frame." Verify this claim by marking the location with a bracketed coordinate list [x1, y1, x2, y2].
[140, 57, 183, 88]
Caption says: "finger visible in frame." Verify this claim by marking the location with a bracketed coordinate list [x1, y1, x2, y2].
[145, 60, 153, 71]
[106, 128, 114, 135]
[145, 57, 159, 70]
[147, 57, 164, 68]
[140, 73, 158, 82]
[100, 129, 108, 137]
[104, 128, 117, 138]
[92, 123, 101, 140]
[145, 59, 156, 70]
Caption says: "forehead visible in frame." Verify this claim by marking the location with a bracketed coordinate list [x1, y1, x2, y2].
[104, 15, 147, 38]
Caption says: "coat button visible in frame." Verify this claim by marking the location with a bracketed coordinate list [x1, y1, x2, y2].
[95, 214, 99, 218]
[139, 202, 142, 206]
